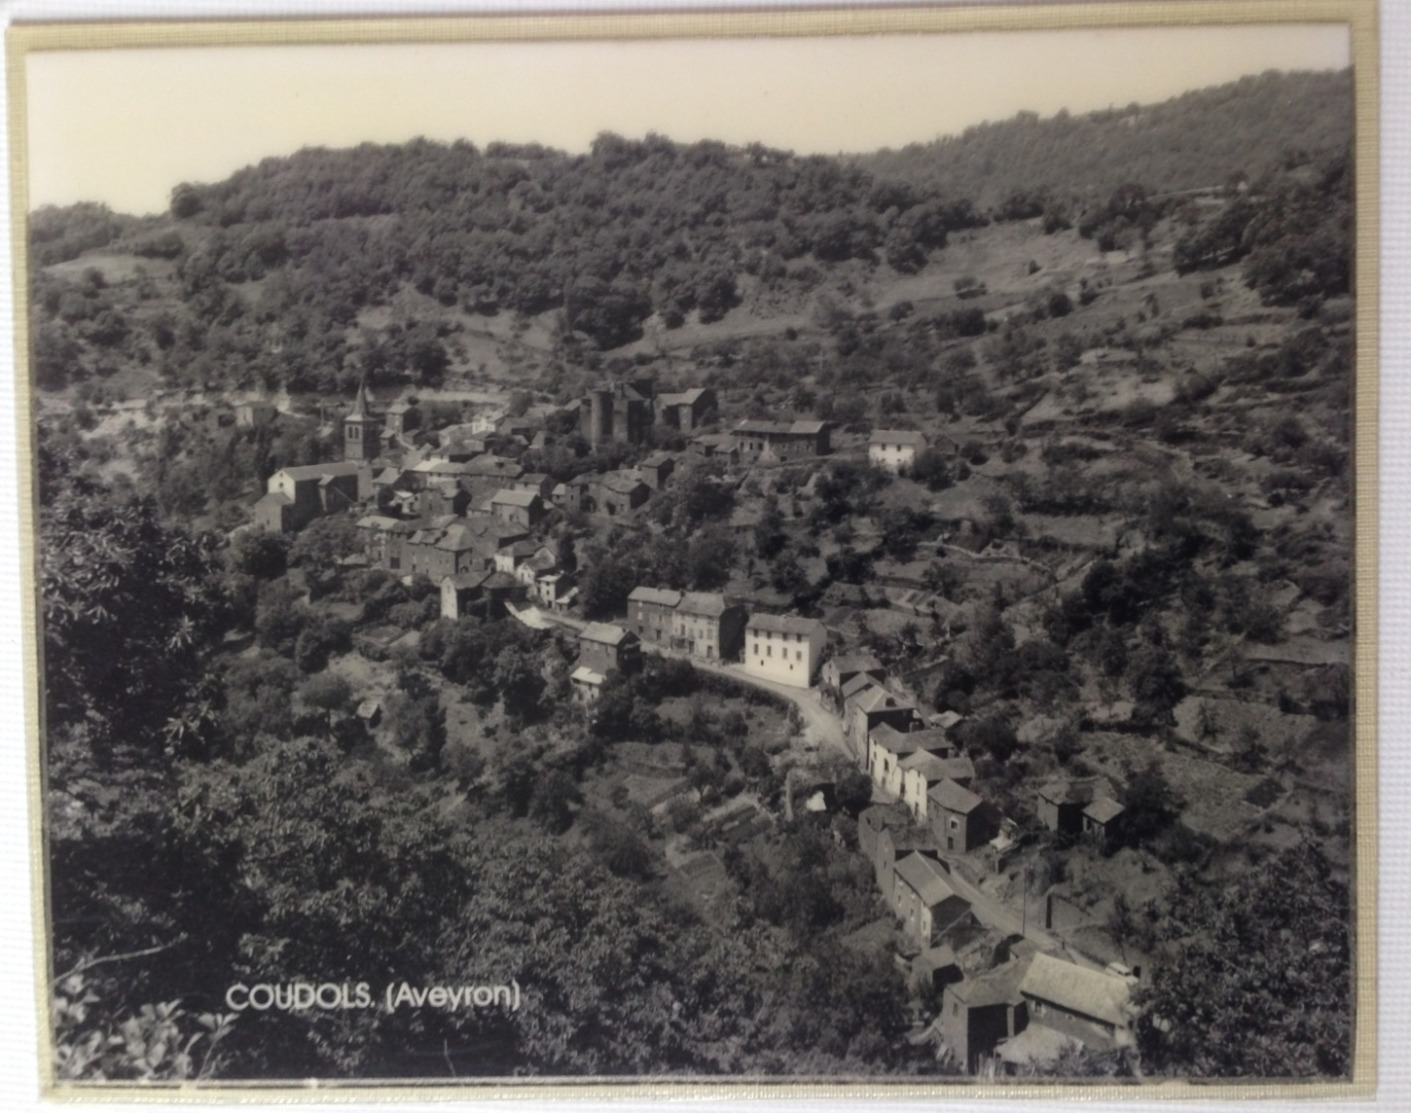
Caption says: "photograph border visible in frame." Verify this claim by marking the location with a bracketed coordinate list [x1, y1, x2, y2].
[6, 0, 1379, 1101]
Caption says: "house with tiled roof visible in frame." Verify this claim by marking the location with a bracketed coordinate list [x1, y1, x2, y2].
[891, 851, 971, 948]
[743, 613, 827, 688]
[822, 653, 886, 692]
[1012, 953, 1135, 1054]
[578, 622, 640, 677]
[869, 723, 953, 798]
[254, 461, 366, 533]
[1037, 777, 1120, 839]
[928, 778, 999, 853]
[847, 685, 921, 760]
[732, 418, 833, 463]
[656, 387, 717, 431]
[939, 958, 1032, 1073]
[672, 592, 746, 663]
[627, 586, 682, 646]
[490, 487, 546, 529]
[868, 428, 929, 473]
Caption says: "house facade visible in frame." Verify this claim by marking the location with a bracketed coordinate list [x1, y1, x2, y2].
[656, 387, 717, 431]
[672, 593, 746, 662]
[848, 686, 920, 761]
[732, 419, 832, 463]
[578, 622, 640, 676]
[627, 586, 683, 646]
[743, 613, 827, 689]
[891, 851, 971, 948]
[869, 429, 928, 473]
[491, 489, 546, 529]
[928, 778, 998, 853]
[255, 462, 366, 533]
[1015, 953, 1135, 1053]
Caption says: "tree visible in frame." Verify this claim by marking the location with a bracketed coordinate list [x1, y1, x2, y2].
[1120, 758, 1180, 846]
[298, 671, 354, 738]
[834, 768, 874, 815]
[1138, 842, 1350, 1078]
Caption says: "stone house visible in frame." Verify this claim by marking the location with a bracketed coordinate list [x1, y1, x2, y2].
[822, 653, 886, 692]
[590, 471, 651, 517]
[254, 462, 366, 533]
[1014, 953, 1135, 1054]
[578, 622, 640, 676]
[732, 419, 832, 463]
[1036, 777, 1119, 839]
[928, 778, 999, 853]
[627, 586, 682, 647]
[902, 753, 976, 820]
[847, 685, 920, 762]
[656, 387, 717, 431]
[490, 488, 546, 529]
[868, 723, 952, 799]
[891, 851, 971, 948]
[672, 592, 746, 662]
[639, 451, 676, 491]
[939, 960, 1031, 1074]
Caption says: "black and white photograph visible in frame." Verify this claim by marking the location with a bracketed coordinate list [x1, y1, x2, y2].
[10, 1, 1375, 1097]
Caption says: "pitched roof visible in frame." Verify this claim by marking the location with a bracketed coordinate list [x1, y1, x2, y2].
[869, 429, 928, 447]
[1018, 953, 1132, 1028]
[852, 687, 915, 716]
[747, 613, 825, 637]
[580, 622, 633, 647]
[596, 471, 649, 496]
[348, 380, 373, 419]
[894, 852, 962, 909]
[491, 488, 541, 508]
[874, 724, 950, 757]
[676, 592, 730, 618]
[641, 451, 676, 468]
[928, 778, 984, 815]
[830, 653, 884, 677]
[443, 570, 492, 591]
[1038, 777, 1112, 807]
[275, 461, 363, 481]
[734, 418, 827, 437]
[950, 958, 1031, 1009]
[356, 514, 404, 531]
[841, 673, 884, 700]
[658, 388, 709, 406]
[570, 665, 606, 686]
[254, 491, 292, 508]
[1083, 796, 1126, 824]
[899, 750, 957, 780]
[629, 586, 682, 608]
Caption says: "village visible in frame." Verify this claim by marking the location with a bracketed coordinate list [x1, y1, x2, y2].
[239, 373, 1152, 1075]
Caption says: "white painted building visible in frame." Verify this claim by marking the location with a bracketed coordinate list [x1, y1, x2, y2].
[868, 429, 928, 473]
[743, 613, 827, 689]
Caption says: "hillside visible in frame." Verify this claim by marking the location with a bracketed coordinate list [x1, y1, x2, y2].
[31, 65, 1357, 1083]
[857, 68, 1352, 210]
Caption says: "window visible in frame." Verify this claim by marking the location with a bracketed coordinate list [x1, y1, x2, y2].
[797, 650, 803, 661]
[950, 818, 960, 830]
[767, 646, 772, 658]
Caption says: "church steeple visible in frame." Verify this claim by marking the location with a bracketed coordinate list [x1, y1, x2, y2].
[349, 379, 372, 420]
[343, 379, 380, 462]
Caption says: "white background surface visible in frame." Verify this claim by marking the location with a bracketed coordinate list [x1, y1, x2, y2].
[0, 1, 1399, 1110]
